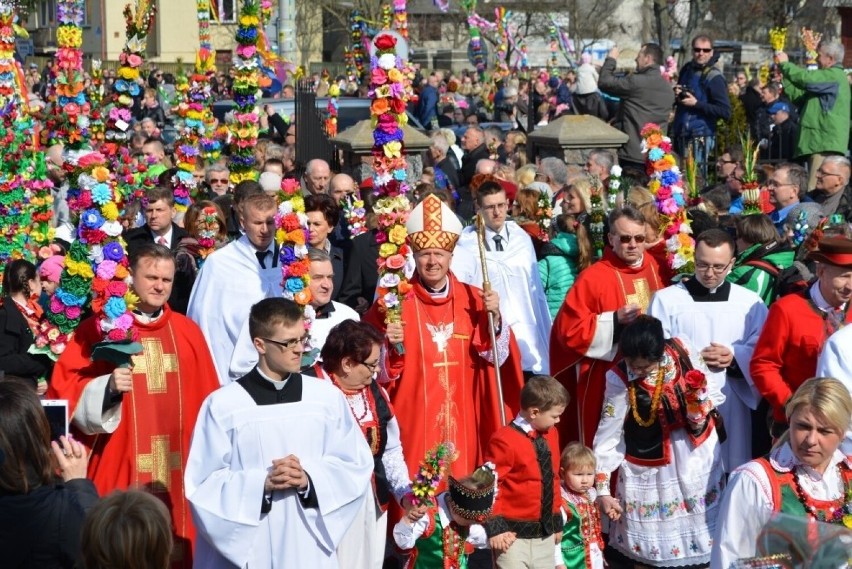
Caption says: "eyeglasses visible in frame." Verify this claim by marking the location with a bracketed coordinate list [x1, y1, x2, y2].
[359, 359, 380, 372]
[817, 169, 841, 177]
[482, 202, 509, 213]
[693, 47, 713, 53]
[209, 178, 229, 184]
[614, 234, 646, 244]
[695, 260, 732, 273]
[625, 358, 661, 376]
[261, 335, 310, 350]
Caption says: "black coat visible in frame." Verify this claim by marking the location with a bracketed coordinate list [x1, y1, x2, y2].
[436, 155, 461, 191]
[0, 298, 51, 381]
[338, 229, 379, 313]
[0, 478, 99, 569]
[125, 222, 189, 256]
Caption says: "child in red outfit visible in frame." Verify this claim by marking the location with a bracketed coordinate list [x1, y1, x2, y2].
[484, 375, 569, 569]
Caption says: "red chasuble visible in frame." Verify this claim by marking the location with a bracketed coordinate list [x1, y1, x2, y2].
[550, 248, 663, 447]
[364, 272, 524, 482]
[48, 305, 220, 568]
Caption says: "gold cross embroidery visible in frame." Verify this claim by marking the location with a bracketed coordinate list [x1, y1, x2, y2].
[626, 278, 652, 312]
[131, 337, 178, 394]
[137, 435, 182, 490]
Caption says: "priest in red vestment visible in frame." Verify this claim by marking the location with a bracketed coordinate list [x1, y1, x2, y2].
[550, 206, 664, 447]
[751, 236, 852, 428]
[48, 244, 220, 569]
[364, 194, 524, 485]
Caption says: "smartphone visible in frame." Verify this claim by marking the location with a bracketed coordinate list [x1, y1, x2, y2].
[41, 400, 69, 442]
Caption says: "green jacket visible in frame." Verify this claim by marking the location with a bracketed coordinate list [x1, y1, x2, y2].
[727, 242, 795, 306]
[780, 61, 851, 157]
[538, 232, 581, 319]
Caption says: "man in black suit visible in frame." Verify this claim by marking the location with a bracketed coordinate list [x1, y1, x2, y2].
[337, 228, 379, 315]
[125, 186, 189, 256]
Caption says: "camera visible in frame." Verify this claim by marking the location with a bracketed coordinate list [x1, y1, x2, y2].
[677, 87, 694, 101]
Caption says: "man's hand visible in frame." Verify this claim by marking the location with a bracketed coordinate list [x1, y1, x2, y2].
[481, 289, 501, 329]
[608, 46, 619, 60]
[775, 51, 789, 63]
[701, 342, 734, 370]
[597, 495, 623, 521]
[386, 322, 404, 346]
[616, 303, 641, 324]
[488, 531, 517, 554]
[264, 455, 308, 493]
[109, 367, 133, 393]
[679, 92, 698, 107]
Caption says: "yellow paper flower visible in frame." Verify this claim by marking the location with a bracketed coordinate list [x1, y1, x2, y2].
[648, 179, 661, 193]
[291, 195, 305, 212]
[117, 66, 140, 80]
[67, 260, 94, 279]
[240, 15, 259, 26]
[384, 141, 402, 158]
[124, 291, 140, 312]
[388, 68, 403, 83]
[388, 224, 407, 245]
[101, 202, 120, 221]
[92, 166, 110, 183]
[379, 243, 398, 257]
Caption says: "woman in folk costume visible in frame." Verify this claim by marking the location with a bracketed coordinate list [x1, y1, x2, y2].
[593, 315, 725, 567]
[713, 377, 852, 568]
[393, 463, 496, 568]
[313, 319, 417, 569]
[363, 194, 524, 488]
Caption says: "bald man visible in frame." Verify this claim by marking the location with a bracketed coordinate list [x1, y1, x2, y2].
[328, 173, 357, 252]
[302, 159, 331, 196]
[459, 126, 489, 219]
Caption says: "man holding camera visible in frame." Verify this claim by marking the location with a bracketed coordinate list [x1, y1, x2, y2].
[671, 35, 731, 164]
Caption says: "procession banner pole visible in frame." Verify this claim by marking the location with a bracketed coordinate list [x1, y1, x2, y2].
[476, 213, 506, 426]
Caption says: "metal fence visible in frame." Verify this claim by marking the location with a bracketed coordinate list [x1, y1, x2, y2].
[294, 79, 339, 174]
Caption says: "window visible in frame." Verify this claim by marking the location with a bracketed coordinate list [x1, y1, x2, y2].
[211, 0, 237, 24]
[39, 0, 56, 27]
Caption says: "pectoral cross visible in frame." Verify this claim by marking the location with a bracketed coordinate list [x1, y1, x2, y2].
[626, 278, 652, 311]
[131, 337, 179, 394]
[137, 435, 182, 491]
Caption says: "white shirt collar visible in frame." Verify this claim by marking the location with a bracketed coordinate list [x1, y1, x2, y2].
[811, 281, 846, 312]
[770, 441, 852, 475]
[512, 413, 533, 433]
[152, 225, 173, 248]
[256, 366, 291, 390]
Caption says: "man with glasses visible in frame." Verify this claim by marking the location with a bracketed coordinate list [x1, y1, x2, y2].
[551, 206, 664, 448]
[671, 35, 731, 169]
[649, 229, 768, 472]
[230, 249, 359, 378]
[806, 155, 852, 221]
[776, 41, 850, 190]
[452, 181, 552, 378]
[205, 164, 231, 197]
[186, 297, 373, 569]
[766, 162, 806, 233]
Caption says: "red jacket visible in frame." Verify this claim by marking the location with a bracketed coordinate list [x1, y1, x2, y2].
[484, 422, 562, 537]
[750, 290, 852, 421]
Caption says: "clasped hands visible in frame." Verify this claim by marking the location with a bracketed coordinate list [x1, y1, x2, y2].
[264, 455, 308, 493]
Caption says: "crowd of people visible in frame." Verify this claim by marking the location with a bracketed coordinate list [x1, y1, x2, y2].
[3, 32, 852, 569]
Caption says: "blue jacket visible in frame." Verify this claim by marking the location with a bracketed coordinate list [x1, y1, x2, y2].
[537, 232, 581, 319]
[672, 58, 731, 137]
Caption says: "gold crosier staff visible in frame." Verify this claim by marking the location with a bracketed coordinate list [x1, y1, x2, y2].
[475, 213, 506, 426]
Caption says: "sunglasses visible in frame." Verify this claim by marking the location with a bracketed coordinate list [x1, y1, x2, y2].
[693, 47, 712, 53]
[209, 178, 229, 184]
[615, 234, 646, 244]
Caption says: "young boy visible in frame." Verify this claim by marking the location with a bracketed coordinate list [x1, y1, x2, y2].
[484, 375, 569, 568]
[393, 464, 496, 568]
[556, 443, 606, 569]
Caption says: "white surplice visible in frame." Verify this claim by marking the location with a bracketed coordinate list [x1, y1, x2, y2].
[451, 220, 552, 373]
[711, 443, 852, 569]
[186, 236, 284, 384]
[817, 325, 852, 388]
[184, 372, 373, 569]
[648, 281, 768, 472]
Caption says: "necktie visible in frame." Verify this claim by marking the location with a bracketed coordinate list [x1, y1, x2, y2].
[157, 236, 167, 246]
[256, 250, 268, 269]
[533, 435, 556, 534]
[493, 234, 504, 251]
